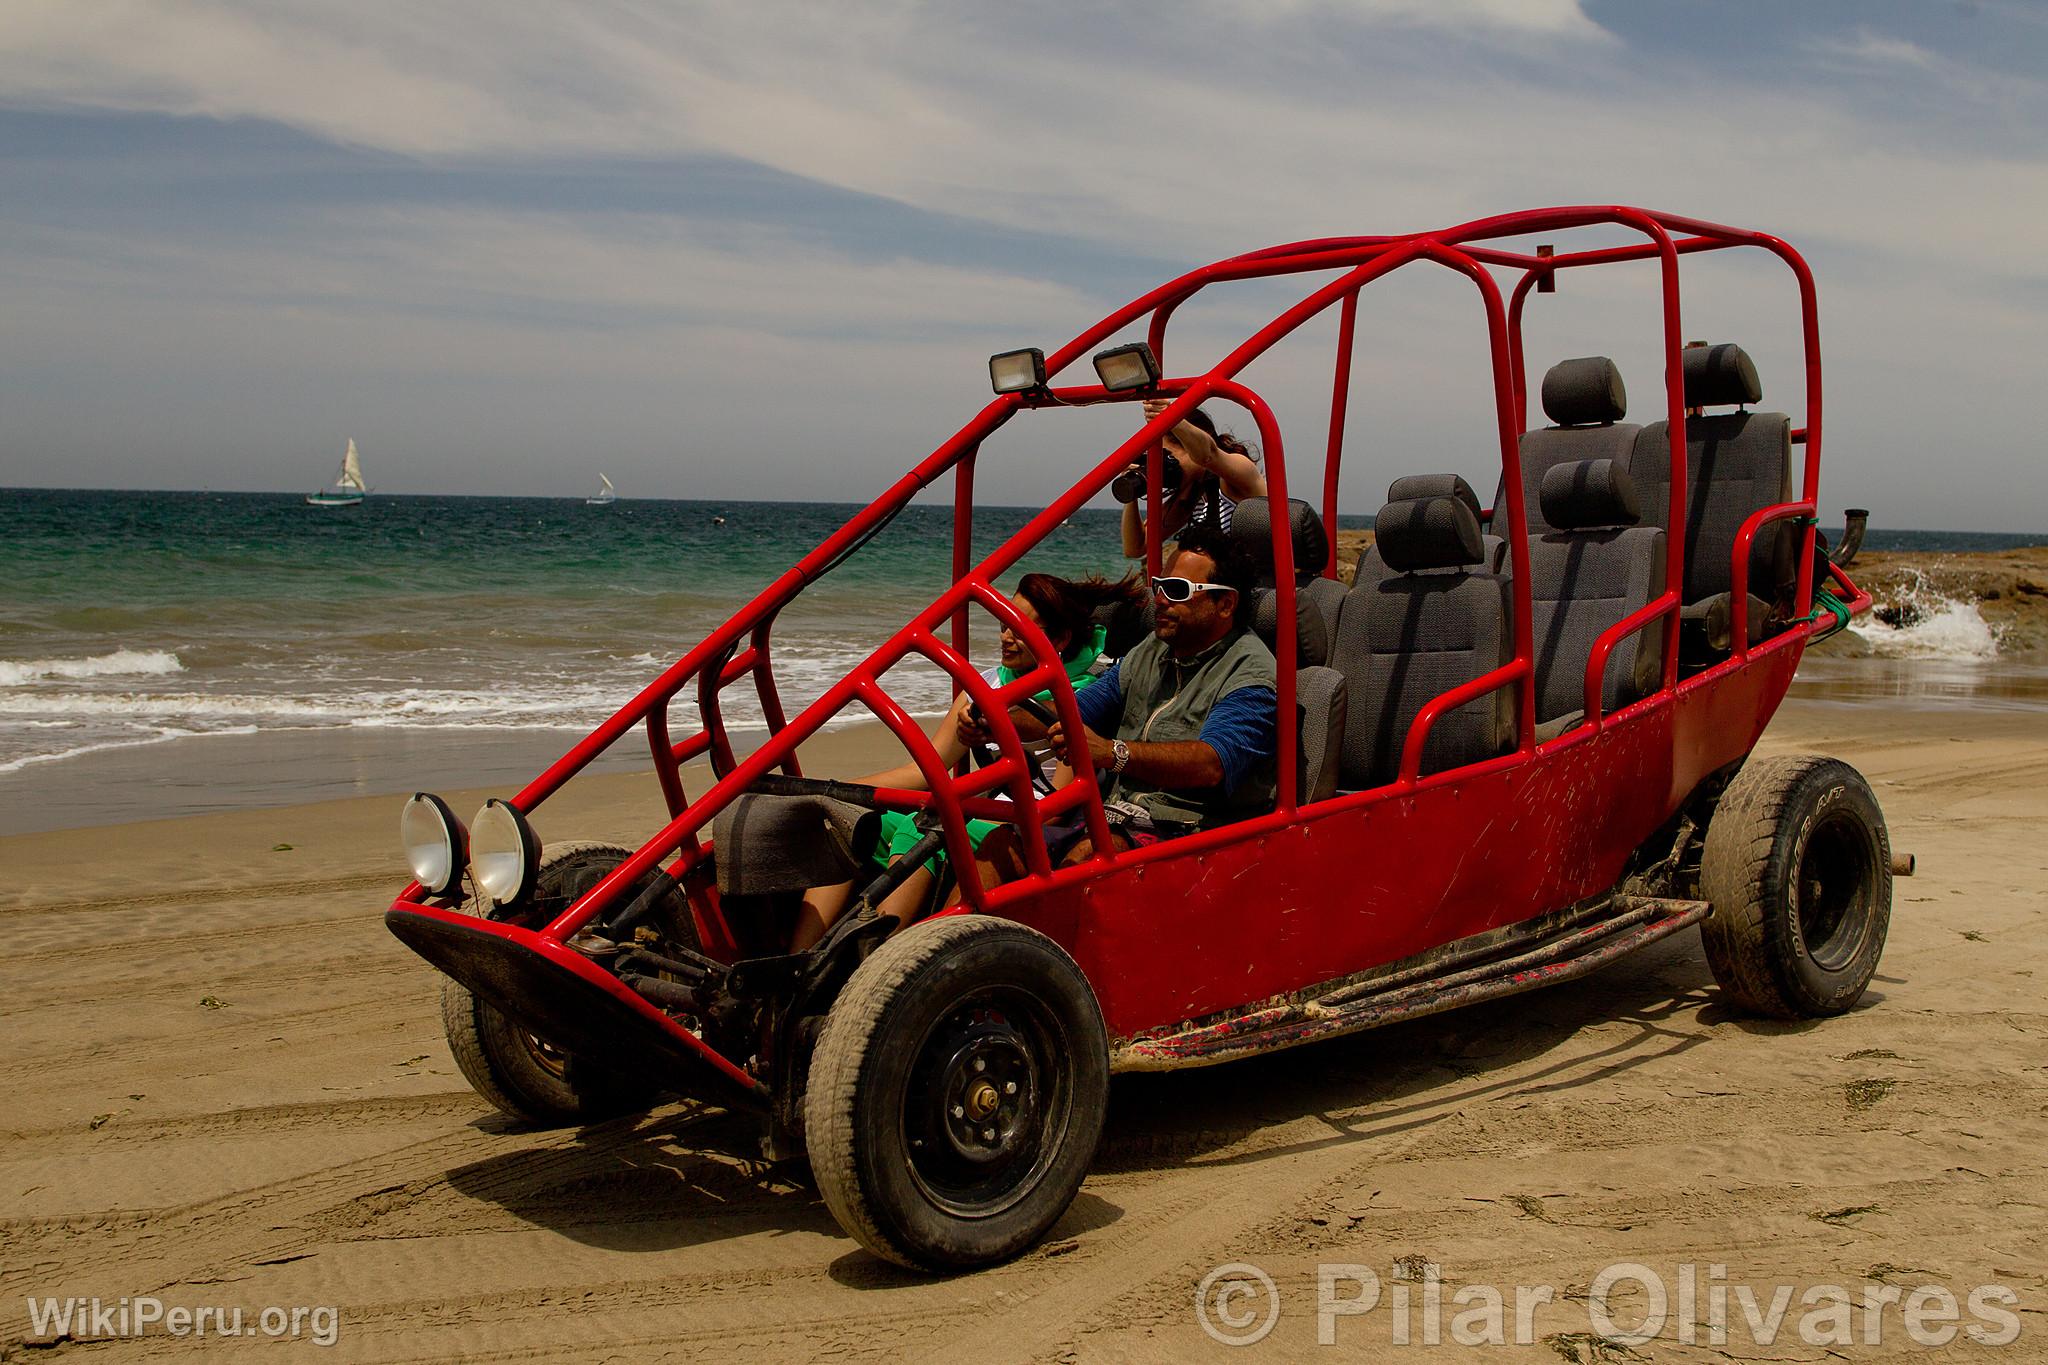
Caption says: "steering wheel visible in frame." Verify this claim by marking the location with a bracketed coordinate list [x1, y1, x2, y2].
[967, 696, 1062, 797]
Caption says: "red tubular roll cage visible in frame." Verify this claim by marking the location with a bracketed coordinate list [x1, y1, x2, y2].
[389, 205, 1855, 955]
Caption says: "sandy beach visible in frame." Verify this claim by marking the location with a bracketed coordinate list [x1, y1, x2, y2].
[2, 687, 2043, 1362]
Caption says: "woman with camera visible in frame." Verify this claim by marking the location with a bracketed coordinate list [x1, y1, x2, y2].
[1116, 398, 1268, 558]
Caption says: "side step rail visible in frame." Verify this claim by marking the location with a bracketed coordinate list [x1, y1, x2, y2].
[1113, 894, 1709, 1072]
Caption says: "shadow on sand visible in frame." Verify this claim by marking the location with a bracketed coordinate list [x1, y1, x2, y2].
[437, 932, 1835, 1269]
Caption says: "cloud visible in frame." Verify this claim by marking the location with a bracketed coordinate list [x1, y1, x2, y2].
[0, 3, 2044, 527]
[1816, 28, 1939, 71]
[0, 3, 2028, 274]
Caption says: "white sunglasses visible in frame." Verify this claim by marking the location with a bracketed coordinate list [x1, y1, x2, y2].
[1150, 576, 1234, 603]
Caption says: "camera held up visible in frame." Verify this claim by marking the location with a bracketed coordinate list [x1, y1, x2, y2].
[1110, 454, 1184, 505]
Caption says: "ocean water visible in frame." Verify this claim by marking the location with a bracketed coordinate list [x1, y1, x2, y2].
[0, 488, 2040, 832]
[0, 490, 1154, 777]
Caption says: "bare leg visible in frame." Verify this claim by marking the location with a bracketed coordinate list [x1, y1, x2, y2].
[874, 865, 936, 930]
[951, 826, 1034, 907]
[789, 879, 853, 953]
[1054, 832, 1130, 867]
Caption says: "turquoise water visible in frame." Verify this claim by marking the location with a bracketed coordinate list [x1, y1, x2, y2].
[0, 487, 2039, 831]
[0, 489, 1157, 780]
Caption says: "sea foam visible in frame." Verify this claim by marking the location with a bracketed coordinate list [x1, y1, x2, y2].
[0, 649, 185, 686]
[1848, 574, 2001, 661]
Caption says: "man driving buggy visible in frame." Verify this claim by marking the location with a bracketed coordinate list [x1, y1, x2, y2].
[968, 525, 1278, 883]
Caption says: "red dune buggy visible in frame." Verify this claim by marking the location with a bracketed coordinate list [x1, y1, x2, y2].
[385, 205, 1898, 1271]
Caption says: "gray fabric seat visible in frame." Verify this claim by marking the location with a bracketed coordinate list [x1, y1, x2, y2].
[1526, 460, 1667, 731]
[1227, 496, 1348, 801]
[1355, 473, 1506, 585]
[1230, 496, 1341, 668]
[1493, 356, 1641, 540]
[1294, 665, 1347, 804]
[1628, 342, 1794, 655]
[1330, 494, 1515, 790]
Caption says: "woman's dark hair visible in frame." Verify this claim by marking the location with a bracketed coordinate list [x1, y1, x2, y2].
[1177, 405, 1255, 459]
[1016, 572, 1148, 658]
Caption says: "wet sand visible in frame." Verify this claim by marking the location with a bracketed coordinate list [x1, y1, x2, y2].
[2, 699, 2044, 1360]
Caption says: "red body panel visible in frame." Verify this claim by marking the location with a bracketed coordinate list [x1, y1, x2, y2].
[990, 638, 1800, 1039]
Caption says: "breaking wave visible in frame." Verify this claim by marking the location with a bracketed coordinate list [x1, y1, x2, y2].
[0, 649, 185, 686]
[1847, 574, 2001, 661]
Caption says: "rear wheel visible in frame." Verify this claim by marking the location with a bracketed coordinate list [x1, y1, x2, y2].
[804, 916, 1108, 1270]
[1699, 755, 1892, 1018]
[443, 842, 694, 1125]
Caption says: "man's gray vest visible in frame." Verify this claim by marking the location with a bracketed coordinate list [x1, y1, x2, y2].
[1104, 625, 1276, 831]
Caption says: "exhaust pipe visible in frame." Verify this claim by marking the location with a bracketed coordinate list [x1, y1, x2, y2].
[1891, 851, 1915, 877]
[1831, 508, 1869, 568]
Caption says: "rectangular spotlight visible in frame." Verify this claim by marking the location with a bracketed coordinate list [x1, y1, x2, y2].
[1092, 342, 1161, 392]
[989, 348, 1047, 394]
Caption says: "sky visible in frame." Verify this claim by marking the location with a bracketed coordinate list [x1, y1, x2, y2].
[0, 0, 2043, 530]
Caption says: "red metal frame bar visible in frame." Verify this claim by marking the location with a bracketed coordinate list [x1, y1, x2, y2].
[1320, 287, 1360, 573]
[950, 446, 976, 691]
[1824, 559, 1872, 617]
[1396, 658, 1531, 785]
[1583, 592, 1679, 728]
[1729, 500, 1817, 656]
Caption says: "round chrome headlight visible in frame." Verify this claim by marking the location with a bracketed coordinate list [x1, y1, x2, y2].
[470, 799, 539, 907]
[399, 792, 465, 896]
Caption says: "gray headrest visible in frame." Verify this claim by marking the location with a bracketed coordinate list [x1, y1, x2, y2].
[1539, 459, 1641, 531]
[1541, 356, 1628, 426]
[1387, 473, 1482, 525]
[1682, 342, 1761, 408]
[1228, 496, 1330, 584]
[1374, 495, 1485, 573]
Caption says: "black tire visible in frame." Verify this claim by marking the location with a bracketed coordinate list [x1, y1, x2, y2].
[443, 842, 691, 1125]
[1699, 755, 1892, 1018]
[804, 916, 1109, 1271]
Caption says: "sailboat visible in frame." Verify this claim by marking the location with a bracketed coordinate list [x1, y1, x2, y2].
[306, 439, 369, 507]
[586, 473, 619, 506]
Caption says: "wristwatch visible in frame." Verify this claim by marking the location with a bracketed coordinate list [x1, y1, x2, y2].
[1110, 739, 1132, 775]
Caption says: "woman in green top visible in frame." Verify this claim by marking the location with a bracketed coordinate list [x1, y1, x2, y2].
[790, 572, 1145, 949]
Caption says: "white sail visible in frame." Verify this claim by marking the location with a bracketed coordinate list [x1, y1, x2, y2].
[337, 439, 367, 492]
[588, 471, 618, 504]
[599, 473, 616, 494]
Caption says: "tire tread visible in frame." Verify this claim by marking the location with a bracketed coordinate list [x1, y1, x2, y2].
[805, 915, 1108, 1270]
[1700, 753, 1890, 1018]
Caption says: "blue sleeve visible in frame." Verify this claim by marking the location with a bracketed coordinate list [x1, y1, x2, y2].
[1075, 658, 1123, 733]
[1199, 686, 1277, 793]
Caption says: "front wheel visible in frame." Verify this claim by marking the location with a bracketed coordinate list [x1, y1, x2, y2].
[1699, 755, 1892, 1018]
[804, 916, 1109, 1271]
[443, 842, 690, 1125]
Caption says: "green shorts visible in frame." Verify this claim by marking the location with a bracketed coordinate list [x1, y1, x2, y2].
[874, 808, 999, 872]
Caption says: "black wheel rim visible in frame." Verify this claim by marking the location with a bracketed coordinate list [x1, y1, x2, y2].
[901, 986, 1071, 1219]
[522, 1031, 570, 1079]
[1797, 810, 1877, 972]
